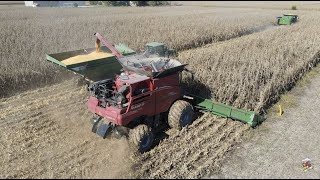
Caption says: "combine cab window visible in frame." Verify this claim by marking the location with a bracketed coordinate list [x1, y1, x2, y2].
[145, 45, 165, 56]
[155, 46, 165, 56]
[146, 46, 155, 54]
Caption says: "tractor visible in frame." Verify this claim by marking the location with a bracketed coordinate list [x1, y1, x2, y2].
[276, 14, 298, 25]
[46, 33, 265, 153]
[143, 42, 177, 57]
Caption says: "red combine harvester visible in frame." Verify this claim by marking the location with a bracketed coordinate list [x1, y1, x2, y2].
[88, 33, 194, 152]
[46, 33, 264, 153]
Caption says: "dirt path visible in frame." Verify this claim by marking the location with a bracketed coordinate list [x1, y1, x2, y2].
[0, 78, 135, 179]
[210, 68, 320, 179]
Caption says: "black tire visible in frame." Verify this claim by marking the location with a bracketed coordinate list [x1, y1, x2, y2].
[129, 124, 154, 153]
[168, 100, 194, 130]
[91, 117, 102, 133]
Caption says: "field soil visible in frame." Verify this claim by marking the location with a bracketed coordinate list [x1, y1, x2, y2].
[0, 78, 135, 179]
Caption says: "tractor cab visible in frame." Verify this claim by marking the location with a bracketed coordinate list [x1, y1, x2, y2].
[277, 14, 298, 25]
[144, 42, 176, 57]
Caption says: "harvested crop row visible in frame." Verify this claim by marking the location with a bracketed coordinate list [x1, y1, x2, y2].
[0, 6, 279, 97]
[0, 78, 135, 179]
[178, 13, 320, 113]
[133, 113, 251, 178]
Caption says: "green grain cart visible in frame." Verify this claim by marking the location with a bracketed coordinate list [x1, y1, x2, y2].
[277, 14, 298, 25]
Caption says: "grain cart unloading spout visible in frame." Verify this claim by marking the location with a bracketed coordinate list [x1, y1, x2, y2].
[94, 32, 123, 58]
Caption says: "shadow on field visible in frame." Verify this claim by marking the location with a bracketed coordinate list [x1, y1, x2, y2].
[148, 77, 213, 152]
[182, 76, 213, 99]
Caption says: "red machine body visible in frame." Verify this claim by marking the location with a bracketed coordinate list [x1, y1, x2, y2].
[87, 71, 181, 126]
[87, 33, 189, 148]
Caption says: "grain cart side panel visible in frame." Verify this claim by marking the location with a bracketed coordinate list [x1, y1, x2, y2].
[46, 45, 135, 82]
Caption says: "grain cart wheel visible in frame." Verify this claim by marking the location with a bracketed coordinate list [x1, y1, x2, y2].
[168, 100, 194, 130]
[129, 124, 154, 153]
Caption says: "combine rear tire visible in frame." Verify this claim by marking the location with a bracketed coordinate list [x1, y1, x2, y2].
[168, 100, 194, 130]
[129, 124, 154, 153]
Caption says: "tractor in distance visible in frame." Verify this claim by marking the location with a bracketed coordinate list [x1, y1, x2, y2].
[276, 14, 299, 25]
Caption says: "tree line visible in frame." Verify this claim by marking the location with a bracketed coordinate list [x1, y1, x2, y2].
[89, 1, 171, 6]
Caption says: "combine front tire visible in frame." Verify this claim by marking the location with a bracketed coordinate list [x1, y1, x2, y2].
[129, 124, 154, 153]
[168, 100, 194, 130]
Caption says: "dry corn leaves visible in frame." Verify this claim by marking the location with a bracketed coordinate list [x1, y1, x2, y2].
[179, 13, 320, 113]
[0, 6, 278, 97]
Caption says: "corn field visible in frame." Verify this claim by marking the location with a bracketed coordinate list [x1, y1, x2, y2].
[1, 4, 320, 179]
[179, 13, 320, 113]
[0, 6, 319, 113]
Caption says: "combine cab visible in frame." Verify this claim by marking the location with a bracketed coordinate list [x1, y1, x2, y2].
[277, 14, 298, 25]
